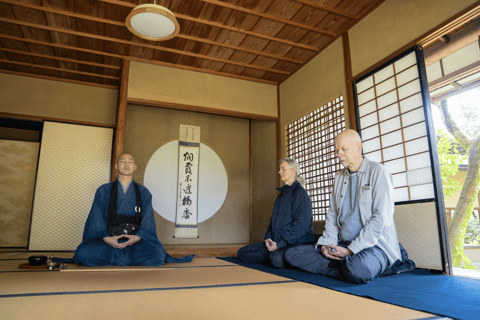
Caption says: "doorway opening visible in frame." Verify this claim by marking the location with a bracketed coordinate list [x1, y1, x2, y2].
[424, 16, 480, 280]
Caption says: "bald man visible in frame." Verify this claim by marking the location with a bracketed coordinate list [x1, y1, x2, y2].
[74, 153, 194, 266]
[285, 130, 414, 283]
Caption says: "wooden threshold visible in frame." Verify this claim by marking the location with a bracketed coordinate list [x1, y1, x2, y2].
[163, 244, 244, 258]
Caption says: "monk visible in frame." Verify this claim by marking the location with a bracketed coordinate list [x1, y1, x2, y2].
[74, 153, 194, 266]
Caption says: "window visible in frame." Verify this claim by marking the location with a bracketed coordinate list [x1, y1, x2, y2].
[354, 49, 436, 203]
[286, 96, 345, 221]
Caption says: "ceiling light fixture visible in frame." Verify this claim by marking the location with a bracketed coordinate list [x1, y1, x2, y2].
[125, 0, 180, 41]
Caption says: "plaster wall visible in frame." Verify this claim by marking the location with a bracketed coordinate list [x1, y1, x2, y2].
[128, 62, 278, 118]
[0, 73, 117, 125]
[349, 0, 478, 77]
[279, 37, 348, 157]
[124, 104, 250, 244]
[251, 120, 278, 242]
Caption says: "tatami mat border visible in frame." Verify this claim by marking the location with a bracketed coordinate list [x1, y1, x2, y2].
[0, 270, 60, 273]
[0, 280, 297, 299]
[0, 259, 29, 261]
[0, 264, 239, 273]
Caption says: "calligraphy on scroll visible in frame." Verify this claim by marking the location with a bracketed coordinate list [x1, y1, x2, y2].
[175, 125, 200, 238]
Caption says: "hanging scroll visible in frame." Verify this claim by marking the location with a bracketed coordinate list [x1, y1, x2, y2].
[175, 125, 200, 238]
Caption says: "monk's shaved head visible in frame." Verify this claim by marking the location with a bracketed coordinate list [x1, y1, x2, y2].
[116, 153, 137, 179]
[117, 153, 135, 164]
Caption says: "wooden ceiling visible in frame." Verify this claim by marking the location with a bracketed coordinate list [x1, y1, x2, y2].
[0, 0, 385, 89]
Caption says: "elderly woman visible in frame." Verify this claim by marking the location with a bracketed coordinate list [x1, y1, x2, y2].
[237, 157, 314, 268]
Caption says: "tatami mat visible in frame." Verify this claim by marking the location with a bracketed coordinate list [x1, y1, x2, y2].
[0, 263, 288, 296]
[0, 256, 437, 319]
[0, 281, 434, 320]
[0, 253, 235, 272]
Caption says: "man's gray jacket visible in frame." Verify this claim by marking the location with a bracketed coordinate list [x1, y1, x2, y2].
[316, 157, 402, 265]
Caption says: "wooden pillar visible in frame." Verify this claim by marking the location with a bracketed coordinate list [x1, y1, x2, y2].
[276, 85, 282, 187]
[343, 31, 356, 131]
[111, 59, 130, 181]
[249, 119, 253, 243]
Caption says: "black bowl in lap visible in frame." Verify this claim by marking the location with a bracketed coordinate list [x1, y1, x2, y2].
[28, 255, 48, 266]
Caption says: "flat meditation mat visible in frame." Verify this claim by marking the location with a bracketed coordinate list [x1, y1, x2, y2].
[219, 257, 480, 320]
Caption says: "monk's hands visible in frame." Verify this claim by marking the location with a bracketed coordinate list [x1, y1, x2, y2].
[122, 234, 141, 246]
[265, 239, 278, 252]
[103, 235, 127, 249]
[103, 235, 141, 249]
[321, 244, 353, 260]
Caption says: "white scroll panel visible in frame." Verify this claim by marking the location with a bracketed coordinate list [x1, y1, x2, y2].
[175, 125, 200, 239]
[29, 122, 113, 250]
[355, 51, 434, 202]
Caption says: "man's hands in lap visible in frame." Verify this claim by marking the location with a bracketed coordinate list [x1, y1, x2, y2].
[265, 239, 278, 252]
[103, 234, 141, 249]
[321, 244, 353, 260]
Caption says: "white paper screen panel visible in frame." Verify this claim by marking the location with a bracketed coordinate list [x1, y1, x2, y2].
[355, 51, 433, 203]
[29, 122, 113, 250]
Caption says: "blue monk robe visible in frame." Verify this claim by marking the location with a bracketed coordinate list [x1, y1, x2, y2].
[74, 180, 194, 266]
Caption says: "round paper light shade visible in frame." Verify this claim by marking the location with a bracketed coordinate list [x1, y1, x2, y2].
[125, 4, 180, 41]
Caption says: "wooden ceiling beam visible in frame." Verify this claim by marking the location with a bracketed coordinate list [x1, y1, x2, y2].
[430, 79, 480, 104]
[0, 47, 121, 70]
[0, 0, 124, 26]
[182, 14, 318, 51]
[0, 69, 118, 89]
[292, 0, 357, 19]
[1, 0, 303, 64]
[0, 34, 124, 60]
[0, 17, 289, 75]
[428, 59, 480, 91]
[423, 18, 480, 66]
[0, 59, 120, 80]
[178, 33, 302, 64]
[0, 34, 278, 86]
[419, 4, 480, 48]
[97, 0, 319, 51]
[199, 0, 336, 36]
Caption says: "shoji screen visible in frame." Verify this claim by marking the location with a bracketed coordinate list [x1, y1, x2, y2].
[353, 46, 449, 272]
[287, 96, 346, 221]
[29, 122, 113, 251]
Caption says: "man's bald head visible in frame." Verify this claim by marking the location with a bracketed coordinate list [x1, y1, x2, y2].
[336, 129, 362, 144]
[334, 129, 364, 172]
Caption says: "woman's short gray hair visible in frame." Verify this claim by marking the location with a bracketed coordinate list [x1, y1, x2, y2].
[279, 157, 305, 187]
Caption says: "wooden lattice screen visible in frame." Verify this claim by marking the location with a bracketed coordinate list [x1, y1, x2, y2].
[286, 96, 345, 221]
